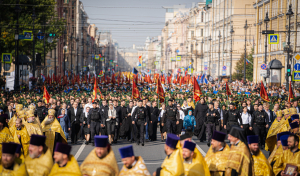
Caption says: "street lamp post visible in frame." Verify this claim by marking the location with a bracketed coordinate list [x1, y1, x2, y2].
[201, 39, 204, 73]
[244, 20, 248, 83]
[76, 38, 79, 74]
[230, 25, 234, 82]
[286, 5, 294, 90]
[71, 33, 73, 74]
[264, 12, 270, 82]
[14, 0, 21, 91]
[218, 31, 221, 82]
[208, 36, 212, 75]
[63, 41, 66, 76]
[32, 8, 36, 78]
[195, 41, 198, 74]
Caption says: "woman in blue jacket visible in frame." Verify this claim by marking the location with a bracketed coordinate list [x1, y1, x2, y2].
[183, 110, 196, 136]
[58, 108, 71, 140]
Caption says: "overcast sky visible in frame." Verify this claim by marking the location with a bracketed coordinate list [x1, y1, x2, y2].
[81, 0, 198, 48]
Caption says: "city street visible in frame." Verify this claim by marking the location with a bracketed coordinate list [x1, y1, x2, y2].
[70, 131, 270, 174]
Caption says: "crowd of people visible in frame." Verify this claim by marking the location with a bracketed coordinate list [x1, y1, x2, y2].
[0, 78, 299, 175]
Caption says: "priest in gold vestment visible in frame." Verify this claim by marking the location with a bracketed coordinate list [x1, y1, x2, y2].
[265, 110, 283, 152]
[0, 115, 14, 159]
[24, 113, 42, 136]
[205, 131, 230, 176]
[182, 140, 205, 176]
[118, 145, 151, 176]
[273, 134, 300, 175]
[8, 104, 23, 127]
[178, 133, 210, 176]
[11, 118, 30, 157]
[0, 142, 27, 176]
[268, 132, 290, 168]
[41, 109, 67, 153]
[24, 134, 53, 176]
[153, 133, 184, 176]
[50, 142, 81, 176]
[80, 135, 119, 176]
[225, 127, 254, 176]
[247, 135, 273, 176]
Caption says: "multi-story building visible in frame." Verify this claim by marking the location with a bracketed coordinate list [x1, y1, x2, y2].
[202, 0, 256, 80]
[253, 0, 300, 84]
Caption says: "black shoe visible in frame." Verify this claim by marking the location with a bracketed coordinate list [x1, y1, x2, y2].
[207, 143, 210, 147]
[85, 141, 88, 145]
[92, 143, 95, 146]
[136, 141, 140, 145]
[200, 140, 204, 142]
[161, 140, 164, 142]
[142, 143, 144, 146]
[71, 142, 75, 144]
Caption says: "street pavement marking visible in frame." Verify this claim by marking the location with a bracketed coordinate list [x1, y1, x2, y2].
[74, 142, 86, 160]
[192, 139, 207, 157]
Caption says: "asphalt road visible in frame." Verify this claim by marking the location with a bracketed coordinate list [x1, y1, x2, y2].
[70, 131, 270, 174]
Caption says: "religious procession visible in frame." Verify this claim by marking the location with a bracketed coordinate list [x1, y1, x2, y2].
[0, 69, 298, 176]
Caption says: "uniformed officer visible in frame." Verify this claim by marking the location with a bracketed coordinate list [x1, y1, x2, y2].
[223, 102, 242, 134]
[88, 101, 101, 146]
[162, 99, 180, 134]
[205, 102, 220, 146]
[131, 100, 149, 146]
[251, 103, 269, 149]
[35, 100, 48, 122]
[99, 100, 109, 135]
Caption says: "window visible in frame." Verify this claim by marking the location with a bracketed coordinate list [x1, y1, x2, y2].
[191, 31, 194, 38]
[166, 8, 174, 13]
[201, 29, 203, 36]
[191, 44, 194, 53]
[201, 12, 204, 22]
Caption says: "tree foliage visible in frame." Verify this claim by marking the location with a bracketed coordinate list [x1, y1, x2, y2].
[232, 48, 254, 81]
[0, 0, 66, 62]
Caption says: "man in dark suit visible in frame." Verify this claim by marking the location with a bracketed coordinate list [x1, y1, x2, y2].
[149, 101, 159, 141]
[69, 102, 83, 144]
[292, 99, 300, 113]
[263, 102, 274, 134]
[5, 105, 14, 120]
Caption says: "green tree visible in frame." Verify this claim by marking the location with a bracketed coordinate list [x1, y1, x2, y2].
[232, 48, 254, 81]
[0, 0, 66, 63]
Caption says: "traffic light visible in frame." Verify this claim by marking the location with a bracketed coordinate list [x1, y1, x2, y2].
[287, 65, 291, 76]
[49, 33, 56, 37]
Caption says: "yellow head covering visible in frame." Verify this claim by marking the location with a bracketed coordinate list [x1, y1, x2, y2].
[18, 110, 25, 116]
[28, 104, 35, 111]
[275, 110, 282, 117]
[289, 108, 297, 115]
[16, 104, 23, 113]
[48, 109, 56, 116]
[282, 109, 290, 115]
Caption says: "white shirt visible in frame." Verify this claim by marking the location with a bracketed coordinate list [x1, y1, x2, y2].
[179, 110, 185, 120]
[74, 108, 77, 120]
[265, 109, 271, 122]
[131, 106, 137, 119]
[240, 112, 251, 125]
[84, 103, 93, 113]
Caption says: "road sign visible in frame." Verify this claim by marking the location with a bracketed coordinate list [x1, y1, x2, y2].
[176, 49, 179, 53]
[204, 67, 207, 70]
[2, 53, 12, 63]
[268, 34, 279, 44]
[37, 32, 44, 40]
[222, 66, 227, 70]
[176, 56, 181, 61]
[18, 35, 25, 40]
[154, 61, 158, 65]
[23, 31, 33, 41]
[293, 53, 300, 61]
[261, 64, 267, 70]
[294, 63, 300, 71]
[260, 70, 268, 77]
[292, 71, 300, 81]
[48, 37, 53, 43]
[222, 71, 226, 76]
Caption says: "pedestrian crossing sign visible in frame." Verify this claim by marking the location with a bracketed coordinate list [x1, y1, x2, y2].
[268, 34, 279, 44]
[1, 53, 12, 63]
[292, 71, 300, 81]
[23, 31, 33, 41]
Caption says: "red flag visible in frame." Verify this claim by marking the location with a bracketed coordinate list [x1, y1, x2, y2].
[260, 81, 270, 102]
[156, 78, 165, 103]
[132, 79, 140, 99]
[193, 76, 202, 102]
[93, 76, 103, 102]
[112, 73, 116, 85]
[226, 82, 231, 96]
[117, 73, 121, 86]
[288, 81, 294, 102]
[42, 86, 51, 104]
